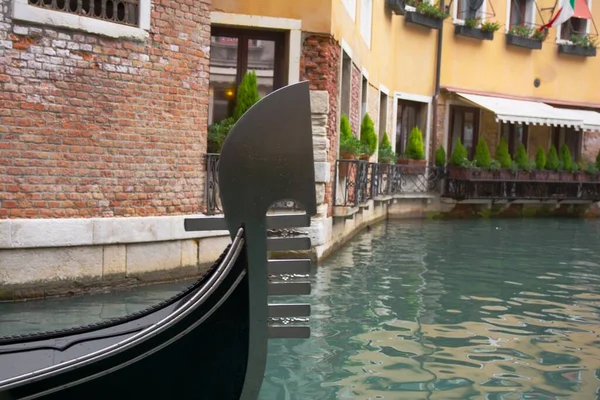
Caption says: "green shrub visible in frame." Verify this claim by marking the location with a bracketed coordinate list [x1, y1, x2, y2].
[359, 113, 378, 156]
[435, 145, 446, 166]
[535, 146, 546, 170]
[207, 117, 235, 153]
[559, 144, 573, 171]
[450, 139, 468, 166]
[546, 145, 559, 171]
[495, 137, 511, 168]
[378, 132, 395, 163]
[406, 126, 425, 160]
[339, 114, 361, 156]
[233, 71, 259, 121]
[596, 149, 600, 169]
[474, 138, 492, 168]
[514, 143, 529, 169]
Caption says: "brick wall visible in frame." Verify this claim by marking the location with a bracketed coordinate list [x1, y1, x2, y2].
[583, 130, 600, 164]
[350, 63, 361, 135]
[433, 96, 446, 161]
[0, 1, 211, 219]
[300, 34, 340, 218]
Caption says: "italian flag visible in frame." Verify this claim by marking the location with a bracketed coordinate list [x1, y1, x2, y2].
[541, 0, 575, 30]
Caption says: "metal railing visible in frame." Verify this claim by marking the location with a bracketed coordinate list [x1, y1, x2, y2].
[204, 154, 302, 215]
[334, 160, 443, 207]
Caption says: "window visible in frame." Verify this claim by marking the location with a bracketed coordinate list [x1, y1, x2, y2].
[12, 0, 150, 39]
[360, 0, 373, 47]
[379, 92, 389, 140]
[558, 0, 592, 41]
[396, 100, 425, 155]
[448, 106, 480, 159]
[361, 76, 368, 120]
[341, 51, 352, 119]
[209, 27, 286, 125]
[552, 127, 582, 160]
[508, 0, 535, 28]
[501, 123, 529, 157]
[455, 0, 485, 22]
[342, 0, 357, 20]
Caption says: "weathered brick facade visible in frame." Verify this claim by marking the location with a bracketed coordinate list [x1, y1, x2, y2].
[350, 63, 361, 135]
[300, 34, 340, 218]
[0, 0, 211, 219]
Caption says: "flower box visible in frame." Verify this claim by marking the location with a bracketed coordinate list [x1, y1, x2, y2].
[558, 44, 596, 57]
[506, 34, 542, 50]
[405, 11, 443, 30]
[388, 0, 406, 15]
[454, 25, 494, 41]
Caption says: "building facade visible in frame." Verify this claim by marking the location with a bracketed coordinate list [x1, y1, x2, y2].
[1, 0, 600, 296]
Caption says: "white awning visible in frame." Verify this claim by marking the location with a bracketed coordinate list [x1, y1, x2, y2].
[547, 107, 600, 132]
[455, 92, 584, 129]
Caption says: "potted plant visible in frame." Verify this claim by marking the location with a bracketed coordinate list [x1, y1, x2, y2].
[559, 144, 574, 181]
[558, 34, 597, 57]
[435, 145, 446, 167]
[397, 126, 426, 167]
[534, 146, 547, 180]
[378, 133, 396, 164]
[513, 143, 533, 180]
[472, 138, 495, 179]
[405, 0, 449, 30]
[494, 136, 514, 180]
[447, 139, 470, 179]
[339, 114, 361, 178]
[545, 145, 561, 181]
[359, 113, 377, 161]
[454, 17, 500, 41]
[506, 25, 546, 50]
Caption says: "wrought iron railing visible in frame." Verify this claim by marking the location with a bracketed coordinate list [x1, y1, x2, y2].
[28, 0, 139, 26]
[333, 160, 443, 207]
[442, 167, 600, 201]
[204, 154, 302, 215]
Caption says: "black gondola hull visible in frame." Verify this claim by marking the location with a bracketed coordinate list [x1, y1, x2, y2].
[0, 236, 249, 400]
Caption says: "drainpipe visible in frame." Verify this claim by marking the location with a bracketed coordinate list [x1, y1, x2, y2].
[431, 0, 445, 164]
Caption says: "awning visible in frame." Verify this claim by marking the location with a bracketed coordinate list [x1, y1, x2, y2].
[548, 107, 600, 132]
[574, 0, 593, 19]
[455, 92, 583, 129]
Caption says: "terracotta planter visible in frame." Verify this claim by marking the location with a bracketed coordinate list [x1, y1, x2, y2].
[559, 171, 574, 182]
[339, 153, 357, 178]
[574, 171, 587, 182]
[472, 169, 495, 180]
[494, 169, 516, 180]
[545, 171, 560, 181]
[359, 154, 371, 161]
[447, 166, 471, 180]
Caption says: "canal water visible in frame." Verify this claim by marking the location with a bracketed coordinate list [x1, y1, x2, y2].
[2, 219, 600, 399]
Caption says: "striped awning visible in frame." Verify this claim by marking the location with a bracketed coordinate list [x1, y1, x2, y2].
[547, 107, 600, 132]
[455, 92, 584, 129]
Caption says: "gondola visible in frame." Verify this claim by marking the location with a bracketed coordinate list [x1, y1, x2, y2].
[0, 81, 317, 400]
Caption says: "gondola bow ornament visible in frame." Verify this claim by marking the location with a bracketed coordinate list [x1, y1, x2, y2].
[0, 81, 317, 400]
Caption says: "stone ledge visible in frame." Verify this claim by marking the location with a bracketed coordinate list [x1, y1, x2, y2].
[393, 193, 437, 200]
[0, 215, 230, 249]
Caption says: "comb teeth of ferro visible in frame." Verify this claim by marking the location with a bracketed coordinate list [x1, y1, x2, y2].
[267, 234, 312, 339]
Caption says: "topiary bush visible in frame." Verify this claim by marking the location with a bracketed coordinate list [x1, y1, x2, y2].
[546, 145, 559, 171]
[378, 132, 395, 163]
[450, 139, 468, 166]
[435, 145, 446, 166]
[406, 126, 425, 160]
[474, 138, 492, 168]
[495, 137, 511, 168]
[559, 143, 573, 171]
[360, 113, 378, 156]
[233, 70, 260, 121]
[339, 114, 361, 157]
[514, 143, 529, 169]
[535, 146, 546, 170]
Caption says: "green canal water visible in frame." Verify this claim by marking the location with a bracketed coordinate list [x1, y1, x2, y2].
[2, 219, 600, 399]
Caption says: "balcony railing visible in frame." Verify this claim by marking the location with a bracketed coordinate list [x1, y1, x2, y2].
[442, 166, 600, 201]
[333, 160, 443, 207]
[204, 154, 302, 215]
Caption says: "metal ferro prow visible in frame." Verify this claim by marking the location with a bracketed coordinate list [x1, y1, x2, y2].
[184, 80, 317, 399]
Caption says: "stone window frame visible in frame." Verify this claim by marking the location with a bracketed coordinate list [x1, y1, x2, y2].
[11, 0, 151, 41]
[505, 0, 536, 33]
[452, 0, 488, 25]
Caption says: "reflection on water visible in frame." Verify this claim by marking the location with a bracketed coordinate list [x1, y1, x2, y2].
[2, 219, 600, 399]
[259, 219, 600, 399]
